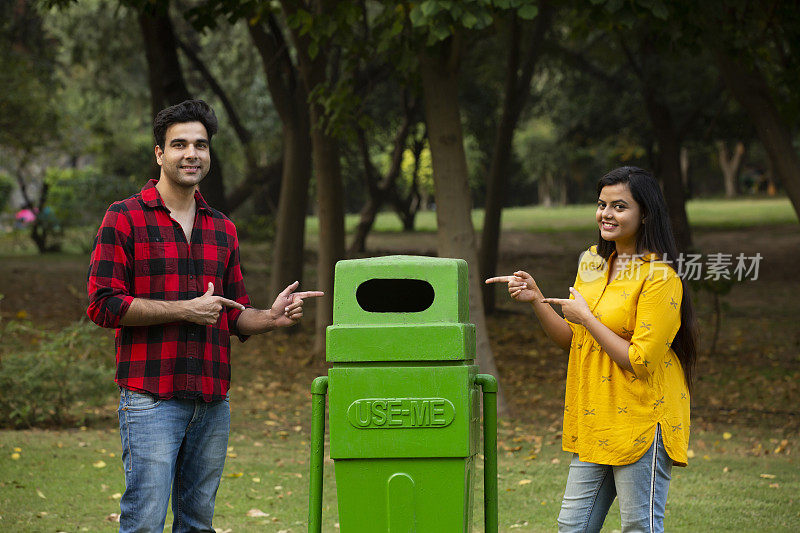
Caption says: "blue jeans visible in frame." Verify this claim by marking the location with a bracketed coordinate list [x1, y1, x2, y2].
[117, 388, 230, 533]
[557, 425, 672, 533]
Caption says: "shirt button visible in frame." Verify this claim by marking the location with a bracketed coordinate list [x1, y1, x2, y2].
[190, 275, 194, 280]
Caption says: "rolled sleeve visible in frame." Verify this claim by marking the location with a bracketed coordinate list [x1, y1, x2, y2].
[87, 206, 134, 328]
[223, 228, 252, 342]
[628, 271, 682, 381]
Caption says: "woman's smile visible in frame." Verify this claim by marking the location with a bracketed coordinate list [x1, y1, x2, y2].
[596, 183, 642, 254]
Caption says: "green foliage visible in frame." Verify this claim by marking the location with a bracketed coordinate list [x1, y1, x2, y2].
[0, 1, 59, 150]
[0, 319, 116, 428]
[407, 0, 540, 44]
[46, 167, 138, 227]
[235, 213, 276, 242]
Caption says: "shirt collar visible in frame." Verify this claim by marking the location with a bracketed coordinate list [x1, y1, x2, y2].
[603, 250, 659, 270]
[140, 179, 213, 213]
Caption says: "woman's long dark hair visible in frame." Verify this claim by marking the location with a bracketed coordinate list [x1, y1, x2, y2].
[596, 167, 698, 392]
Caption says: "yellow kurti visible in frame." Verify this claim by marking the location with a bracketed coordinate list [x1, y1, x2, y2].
[562, 246, 690, 467]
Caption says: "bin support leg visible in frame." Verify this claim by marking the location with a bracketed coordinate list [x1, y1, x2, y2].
[309, 376, 329, 533]
[475, 374, 498, 533]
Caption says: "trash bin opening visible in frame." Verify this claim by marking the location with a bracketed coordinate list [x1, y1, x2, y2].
[356, 278, 435, 312]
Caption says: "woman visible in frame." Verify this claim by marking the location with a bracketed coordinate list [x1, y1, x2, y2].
[487, 167, 697, 533]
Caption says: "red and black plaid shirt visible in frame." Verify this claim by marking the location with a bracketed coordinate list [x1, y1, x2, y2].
[87, 179, 251, 401]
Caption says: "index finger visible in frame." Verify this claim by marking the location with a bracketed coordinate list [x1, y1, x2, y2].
[541, 298, 569, 306]
[485, 276, 514, 284]
[279, 281, 300, 297]
[294, 291, 324, 299]
[216, 297, 246, 310]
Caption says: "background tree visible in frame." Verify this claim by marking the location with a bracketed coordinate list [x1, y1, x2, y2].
[479, 1, 553, 313]
[405, 0, 547, 412]
[280, 0, 348, 355]
[1, 0, 62, 252]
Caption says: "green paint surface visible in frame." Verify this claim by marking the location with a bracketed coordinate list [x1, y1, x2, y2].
[335, 458, 476, 533]
[324, 256, 480, 532]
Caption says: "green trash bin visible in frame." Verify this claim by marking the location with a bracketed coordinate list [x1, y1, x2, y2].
[308, 255, 498, 533]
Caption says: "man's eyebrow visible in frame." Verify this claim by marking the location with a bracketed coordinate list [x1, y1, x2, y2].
[169, 137, 209, 145]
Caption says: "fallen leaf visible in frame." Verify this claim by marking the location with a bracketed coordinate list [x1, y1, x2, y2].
[687, 449, 695, 459]
[13, 447, 21, 452]
[93, 460, 107, 468]
[518, 479, 532, 485]
[225, 472, 244, 478]
[111, 493, 122, 500]
[723, 432, 732, 440]
[36, 489, 46, 499]
[246, 508, 270, 518]
[251, 477, 261, 483]
[760, 473, 776, 479]
[11, 453, 20, 460]
[105, 513, 120, 522]
[551, 457, 561, 464]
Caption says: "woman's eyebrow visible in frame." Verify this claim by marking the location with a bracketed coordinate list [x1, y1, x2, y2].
[598, 198, 629, 205]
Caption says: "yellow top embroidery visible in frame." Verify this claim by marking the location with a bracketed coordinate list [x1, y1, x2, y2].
[562, 246, 690, 466]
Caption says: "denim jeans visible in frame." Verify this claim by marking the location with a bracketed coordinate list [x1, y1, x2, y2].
[117, 388, 230, 533]
[557, 425, 672, 533]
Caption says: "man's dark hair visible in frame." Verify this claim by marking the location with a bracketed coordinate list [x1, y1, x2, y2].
[153, 99, 218, 149]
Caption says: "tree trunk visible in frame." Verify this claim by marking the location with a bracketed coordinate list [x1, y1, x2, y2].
[271, 117, 313, 297]
[419, 41, 507, 414]
[137, 4, 227, 211]
[349, 111, 412, 255]
[680, 146, 690, 192]
[479, 5, 552, 314]
[715, 52, 800, 219]
[642, 90, 693, 252]
[280, 0, 346, 356]
[538, 172, 553, 207]
[307, 114, 346, 354]
[717, 141, 745, 198]
[248, 18, 313, 301]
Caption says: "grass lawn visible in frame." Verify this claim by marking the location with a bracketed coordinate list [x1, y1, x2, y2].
[304, 196, 798, 236]
[2, 424, 798, 531]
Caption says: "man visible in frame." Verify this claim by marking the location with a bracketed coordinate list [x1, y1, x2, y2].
[87, 99, 322, 533]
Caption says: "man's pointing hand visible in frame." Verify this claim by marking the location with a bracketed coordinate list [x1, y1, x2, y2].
[185, 282, 246, 325]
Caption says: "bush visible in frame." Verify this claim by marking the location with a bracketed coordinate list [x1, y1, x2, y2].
[0, 319, 117, 428]
[45, 166, 139, 252]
